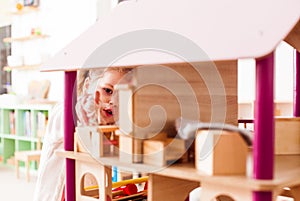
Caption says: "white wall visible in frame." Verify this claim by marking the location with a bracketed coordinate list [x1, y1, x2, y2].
[238, 41, 294, 103]
[11, 0, 115, 101]
[238, 41, 295, 117]
[274, 41, 294, 102]
[238, 58, 255, 103]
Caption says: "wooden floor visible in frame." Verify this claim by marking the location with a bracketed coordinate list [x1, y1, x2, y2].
[0, 163, 37, 201]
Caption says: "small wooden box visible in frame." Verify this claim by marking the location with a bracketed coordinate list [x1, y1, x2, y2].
[118, 132, 168, 163]
[143, 138, 186, 166]
[75, 126, 119, 157]
[195, 129, 248, 175]
[119, 134, 134, 163]
[275, 117, 300, 155]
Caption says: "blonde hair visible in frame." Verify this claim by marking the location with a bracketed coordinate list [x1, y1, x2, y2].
[76, 67, 134, 126]
[77, 70, 89, 96]
[103, 67, 133, 74]
[78, 67, 133, 94]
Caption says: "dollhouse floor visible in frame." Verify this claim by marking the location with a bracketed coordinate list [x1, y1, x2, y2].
[0, 164, 37, 201]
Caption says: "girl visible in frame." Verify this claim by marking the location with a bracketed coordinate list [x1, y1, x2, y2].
[33, 67, 133, 201]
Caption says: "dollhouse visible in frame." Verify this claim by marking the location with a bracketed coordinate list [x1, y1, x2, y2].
[42, 0, 300, 200]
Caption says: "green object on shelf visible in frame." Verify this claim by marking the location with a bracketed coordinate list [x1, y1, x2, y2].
[2, 138, 15, 163]
[0, 109, 11, 133]
[0, 140, 3, 155]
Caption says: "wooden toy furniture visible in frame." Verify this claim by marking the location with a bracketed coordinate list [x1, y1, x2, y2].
[275, 117, 300, 155]
[148, 174, 200, 201]
[44, 0, 300, 200]
[72, 126, 113, 201]
[195, 129, 249, 175]
[14, 149, 41, 182]
[74, 152, 112, 201]
[118, 133, 143, 164]
[143, 137, 185, 167]
[116, 61, 238, 164]
[238, 117, 300, 156]
[277, 186, 300, 201]
[14, 110, 48, 182]
[75, 125, 119, 157]
[56, 149, 152, 201]
[28, 79, 51, 100]
[147, 154, 300, 201]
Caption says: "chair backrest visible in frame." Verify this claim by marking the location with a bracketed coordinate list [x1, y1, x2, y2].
[28, 80, 51, 100]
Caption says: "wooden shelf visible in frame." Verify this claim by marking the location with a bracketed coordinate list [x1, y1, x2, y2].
[3, 34, 49, 43]
[10, 6, 39, 15]
[156, 155, 300, 192]
[3, 64, 42, 71]
[0, 104, 54, 164]
[57, 150, 300, 192]
[56, 151, 159, 173]
[0, 103, 55, 111]
[0, 133, 39, 142]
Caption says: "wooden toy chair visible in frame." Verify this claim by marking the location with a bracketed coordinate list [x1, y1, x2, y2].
[76, 158, 112, 201]
[14, 134, 42, 182]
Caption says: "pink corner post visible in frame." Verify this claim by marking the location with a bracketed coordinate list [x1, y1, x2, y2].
[64, 71, 77, 201]
[253, 52, 275, 201]
[294, 49, 300, 117]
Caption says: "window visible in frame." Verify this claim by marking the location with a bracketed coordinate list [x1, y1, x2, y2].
[0, 25, 11, 94]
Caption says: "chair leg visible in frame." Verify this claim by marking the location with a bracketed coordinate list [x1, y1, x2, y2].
[25, 160, 30, 182]
[15, 159, 20, 179]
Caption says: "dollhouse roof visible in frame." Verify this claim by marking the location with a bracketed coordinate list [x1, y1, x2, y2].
[42, 0, 300, 71]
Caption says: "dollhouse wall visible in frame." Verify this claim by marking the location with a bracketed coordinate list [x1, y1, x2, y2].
[131, 60, 237, 137]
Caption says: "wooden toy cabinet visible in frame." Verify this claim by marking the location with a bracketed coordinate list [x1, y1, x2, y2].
[44, 0, 300, 200]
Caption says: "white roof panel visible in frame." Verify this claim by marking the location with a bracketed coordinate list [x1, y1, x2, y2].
[42, 0, 300, 71]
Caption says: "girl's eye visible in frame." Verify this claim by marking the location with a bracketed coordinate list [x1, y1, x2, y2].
[102, 87, 113, 95]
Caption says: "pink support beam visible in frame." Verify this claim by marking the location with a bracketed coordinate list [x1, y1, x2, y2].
[253, 52, 275, 201]
[294, 49, 300, 117]
[64, 71, 77, 201]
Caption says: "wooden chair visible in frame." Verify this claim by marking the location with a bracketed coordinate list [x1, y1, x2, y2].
[14, 132, 43, 182]
[14, 150, 41, 182]
[14, 80, 49, 182]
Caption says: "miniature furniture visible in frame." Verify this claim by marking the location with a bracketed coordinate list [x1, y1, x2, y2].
[14, 120, 44, 182]
[148, 174, 200, 201]
[74, 126, 114, 201]
[28, 80, 51, 100]
[75, 125, 119, 157]
[275, 117, 300, 155]
[237, 117, 300, 156]
[116, 61, 238, 164]
[43, 0, 300, 200]
[72, 126, 150, 201]
[143, 137, 185, 167]
[76, 154, 112, 201]
[14, 149, 41, 182]
[195, 129, 249, 175]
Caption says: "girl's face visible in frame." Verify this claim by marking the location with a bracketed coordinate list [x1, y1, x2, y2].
[94, 70, 124, 125]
